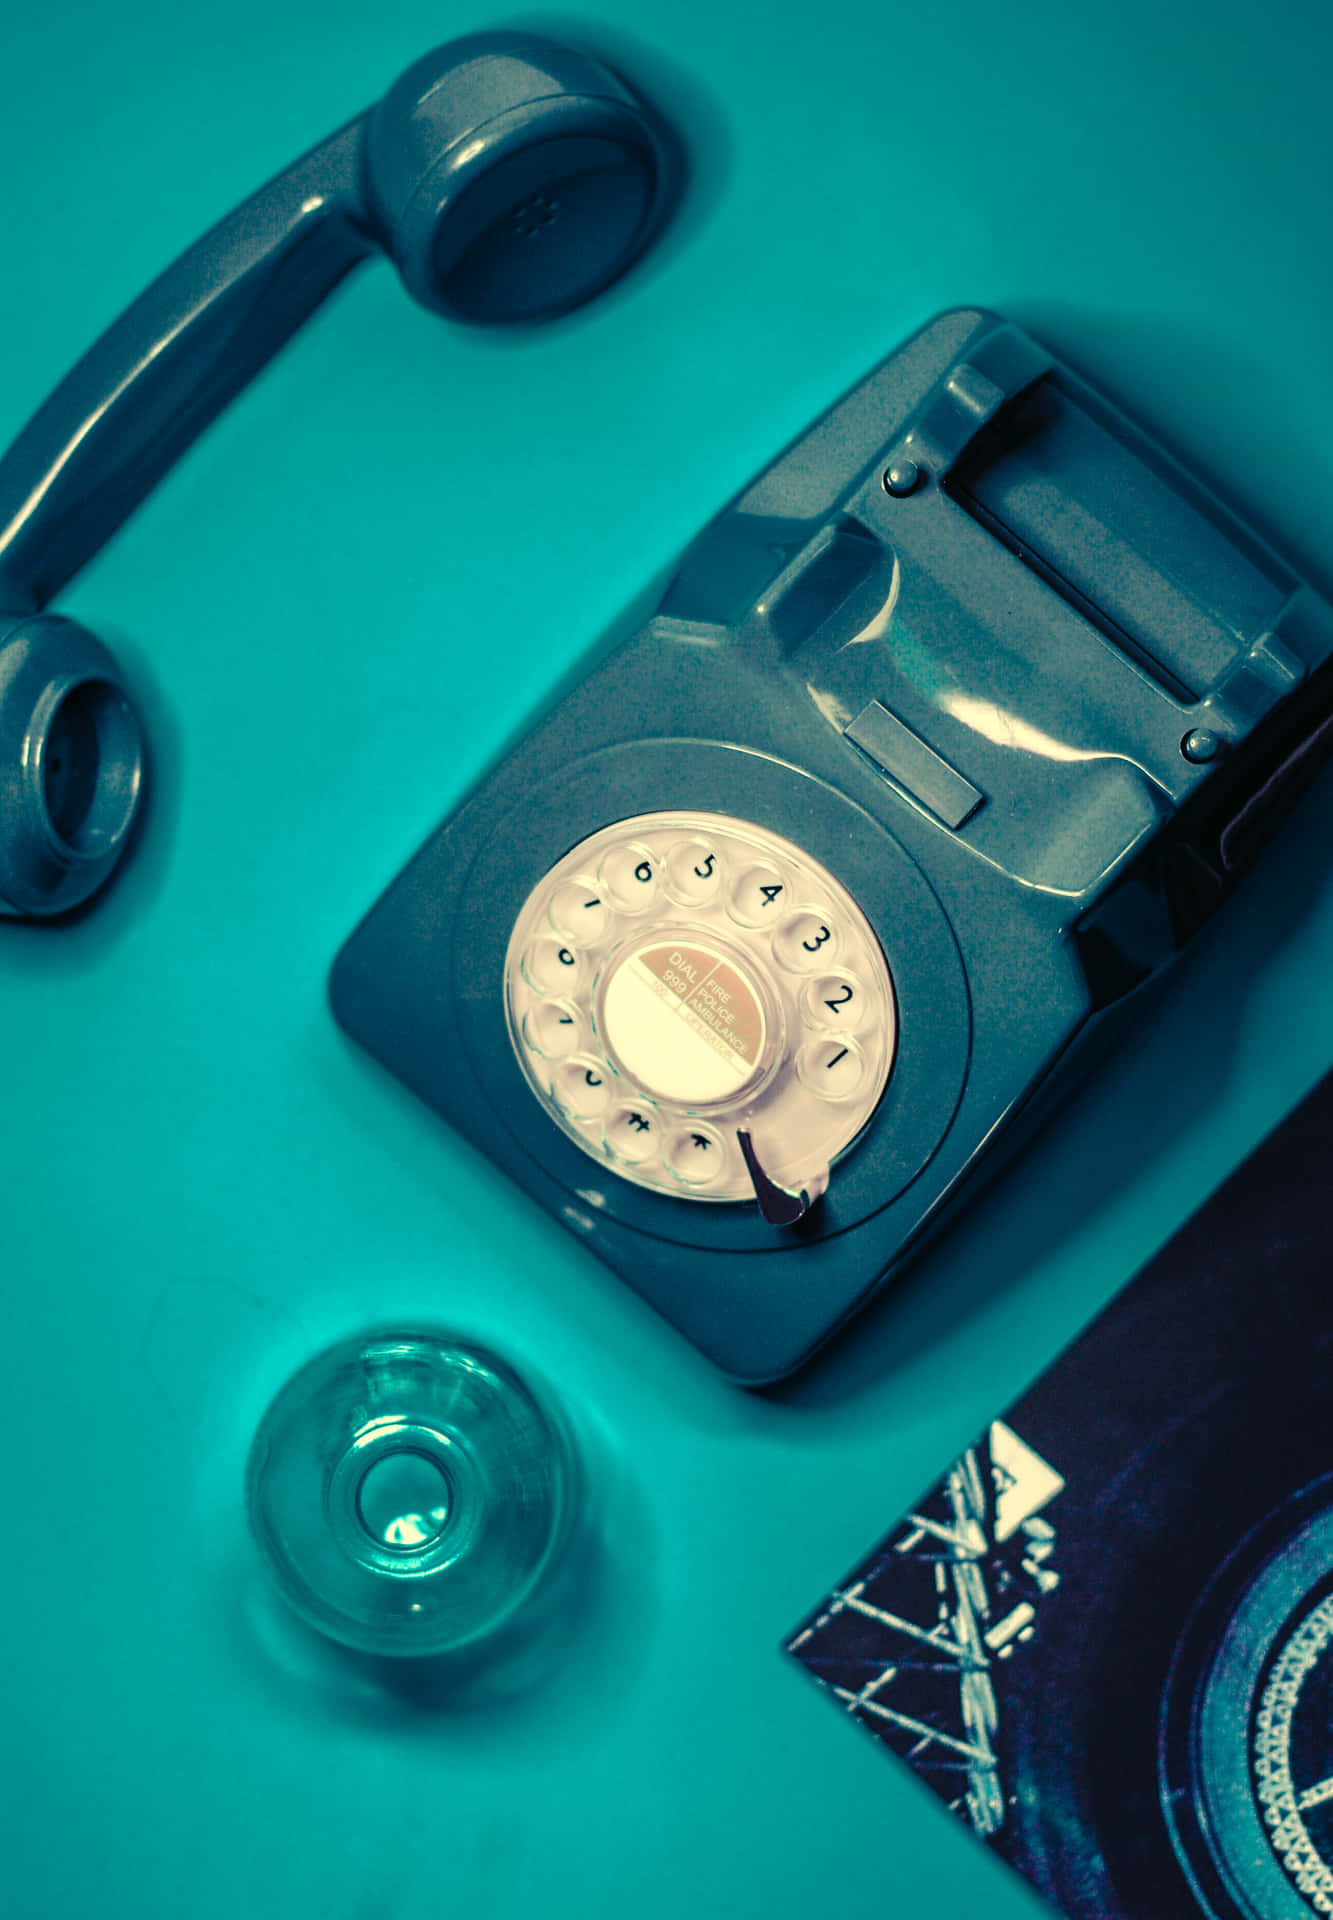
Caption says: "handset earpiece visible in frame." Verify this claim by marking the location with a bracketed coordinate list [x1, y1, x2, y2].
[365, 35, 675, 321]
[0, 31, 676, 918]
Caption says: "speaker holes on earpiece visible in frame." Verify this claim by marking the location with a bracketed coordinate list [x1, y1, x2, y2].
[510, 193, 560, 238]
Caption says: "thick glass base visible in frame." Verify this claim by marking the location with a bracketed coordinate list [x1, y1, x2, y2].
[246, 1329, 578, 1659]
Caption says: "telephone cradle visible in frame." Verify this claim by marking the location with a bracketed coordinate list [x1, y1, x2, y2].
[330, 307, 1333, 1382]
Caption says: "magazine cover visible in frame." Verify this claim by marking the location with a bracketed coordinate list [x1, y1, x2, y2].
[787, 1072, 1333, 1920]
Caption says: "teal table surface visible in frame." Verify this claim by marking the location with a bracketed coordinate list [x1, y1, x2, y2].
[4, 2, 1333, 1916]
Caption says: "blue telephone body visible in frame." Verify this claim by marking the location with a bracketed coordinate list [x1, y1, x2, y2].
[330, 307, 1333, 1382]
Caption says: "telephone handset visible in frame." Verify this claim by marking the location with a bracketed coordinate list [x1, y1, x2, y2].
[0, 31, 676, 919]
[331, 308, 1333, 1382]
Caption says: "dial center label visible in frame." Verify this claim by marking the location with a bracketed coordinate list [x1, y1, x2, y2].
[601, 939, 767, 1105]
[638, 942, 765, 1064]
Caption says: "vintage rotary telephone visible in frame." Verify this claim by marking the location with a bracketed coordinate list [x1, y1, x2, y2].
[7, 48, 1332, 1385]
[329, 308, 1333, 1381]
[0, 31, 676, 917]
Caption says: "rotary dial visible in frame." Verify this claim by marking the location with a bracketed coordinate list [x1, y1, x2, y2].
[503, 811, 896, 1214]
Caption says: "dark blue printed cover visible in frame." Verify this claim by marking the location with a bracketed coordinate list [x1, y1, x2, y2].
[787, 1073, 1333, 1920]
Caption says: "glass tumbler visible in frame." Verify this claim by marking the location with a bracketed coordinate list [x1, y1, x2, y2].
[246, 1328, 577, 1659]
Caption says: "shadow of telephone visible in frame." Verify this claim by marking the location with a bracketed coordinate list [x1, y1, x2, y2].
[328, 307, 1333, 1382]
